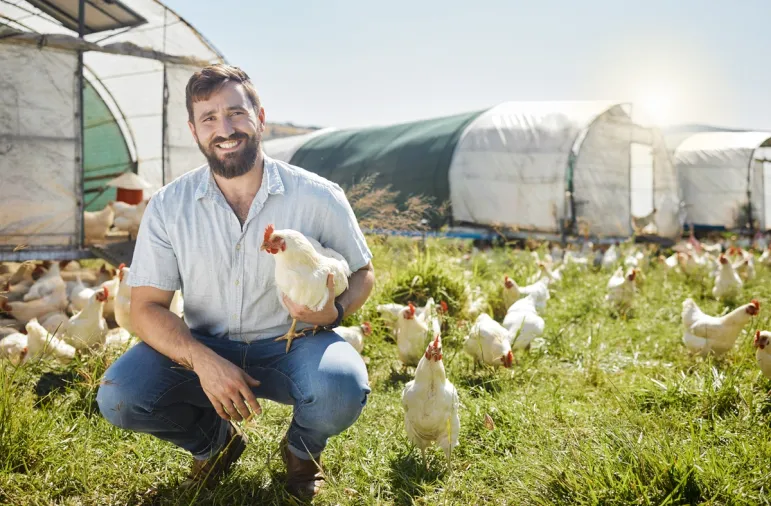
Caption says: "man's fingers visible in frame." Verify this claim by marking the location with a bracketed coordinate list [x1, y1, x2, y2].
[240, 384, 263, 416]
[327, 273, 335, 290]
[232, 398, 250, 421]
[244, 374, 261, 388]
[209, 395, 230, 421]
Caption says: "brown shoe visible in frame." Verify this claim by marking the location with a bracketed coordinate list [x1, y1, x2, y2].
[280, 436, 325, 499]
[181, 421, 247, 490]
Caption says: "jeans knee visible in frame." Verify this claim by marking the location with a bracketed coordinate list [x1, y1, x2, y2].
[96, 377, 142, 429]
[309, 369, 370, 434]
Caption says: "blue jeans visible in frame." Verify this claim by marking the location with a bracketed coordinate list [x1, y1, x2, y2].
[96, 331, 370, 461]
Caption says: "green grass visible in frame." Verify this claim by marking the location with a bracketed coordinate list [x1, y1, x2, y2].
[2, 238, 771, 505]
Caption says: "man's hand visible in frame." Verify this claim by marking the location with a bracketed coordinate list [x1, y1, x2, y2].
[282, 273, 339, 327]
[192, 348, 262, 422]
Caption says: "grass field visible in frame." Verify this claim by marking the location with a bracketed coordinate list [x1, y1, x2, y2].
[2, 237, 771, 505]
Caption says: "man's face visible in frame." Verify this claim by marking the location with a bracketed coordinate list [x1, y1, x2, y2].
[188, 81, 265, 179]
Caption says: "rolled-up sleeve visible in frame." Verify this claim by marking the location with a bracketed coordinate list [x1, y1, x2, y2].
[319, 184, 373, 272]
[125, 197, 181, 291]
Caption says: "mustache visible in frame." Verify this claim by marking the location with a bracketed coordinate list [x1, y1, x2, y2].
[209, 132, 249, 148]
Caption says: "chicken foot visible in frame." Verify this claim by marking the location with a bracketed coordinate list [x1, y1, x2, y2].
[274, 318, 307, 353]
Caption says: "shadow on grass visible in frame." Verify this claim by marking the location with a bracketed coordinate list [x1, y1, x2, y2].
[387, 449, 447, 506]
[132, 473, 298, 506]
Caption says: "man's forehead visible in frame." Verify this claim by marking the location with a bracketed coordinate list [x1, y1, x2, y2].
[192, 81, 251, 113]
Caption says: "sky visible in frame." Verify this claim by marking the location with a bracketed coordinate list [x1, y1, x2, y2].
[162, 0, 771, 131]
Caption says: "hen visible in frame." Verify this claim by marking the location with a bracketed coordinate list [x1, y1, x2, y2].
[261, 225, 352, 352]
[401, 335, 460, 465]
[84, 206, 114, 241]
[463, 313, 514, 368]
[681, 298, 759, 356]
[606, 267, 639, 311]
[25, 318, 76, 364]
[395, 302, 438, 367]
[753, 331, 771, 379]
[333, 322, 371, 354]
[502, 293, 545, 351]
[712, 255, 742, 300]
[0, 332, 27, 365]
[114, 264, 133, 333]
[59, 287, 109, 350]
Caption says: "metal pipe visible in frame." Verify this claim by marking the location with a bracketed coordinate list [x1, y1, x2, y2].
[77, 0, 86, 249]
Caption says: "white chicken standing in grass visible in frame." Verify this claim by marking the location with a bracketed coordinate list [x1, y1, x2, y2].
[502, 293, 545, 351]
[503, 275, 550, 312]
[114, 264, 133, 334]
[753, 331, 771, 380]
[681, 298, 759, 357]
[261, 224, 352, 352]
[59, 287, 109, 350]
[0, 332, 28, 364]
[401, 334, 460, 466]
[25, 318, 76, 364]
[713, 254, 742, 301]
[463, 313, 514, 368]
[333, 322, 371, 354]
[394, 302, 439, 367]
[759, 246, 771, 267]
[606, 267, 639, 311]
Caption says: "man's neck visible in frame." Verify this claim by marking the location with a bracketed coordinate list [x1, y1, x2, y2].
[212, 152, 265, 204]
[212, 152, 265, 224]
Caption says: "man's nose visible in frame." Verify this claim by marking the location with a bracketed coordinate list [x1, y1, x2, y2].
[216, 116, 236, 138]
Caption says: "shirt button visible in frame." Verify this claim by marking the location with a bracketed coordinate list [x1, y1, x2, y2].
[232, 313, 237, 319]
[236, 243, 241, 250]
[235, 280, 240, 286]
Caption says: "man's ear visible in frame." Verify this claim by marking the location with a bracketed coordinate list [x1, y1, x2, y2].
[258, 107, 266, 132]
[188, 121, 198, 143]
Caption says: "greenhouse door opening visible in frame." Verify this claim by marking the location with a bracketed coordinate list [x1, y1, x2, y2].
[630, 142, 654, 222]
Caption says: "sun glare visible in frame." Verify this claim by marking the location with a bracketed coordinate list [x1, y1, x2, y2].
[637, 88, 674, 126]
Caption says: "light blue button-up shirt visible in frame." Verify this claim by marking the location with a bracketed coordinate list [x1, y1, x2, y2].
[126, 155, 372, 342]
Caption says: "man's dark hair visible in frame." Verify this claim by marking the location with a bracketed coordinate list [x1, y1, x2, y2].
[186, 63, 261, 122]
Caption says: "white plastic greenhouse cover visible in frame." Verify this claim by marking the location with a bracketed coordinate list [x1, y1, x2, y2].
[0, 0, 224, 249]
[0, 43, 79, 247]
[674, 131, 771, 229]
[263, 128, 338, 162]
[448, 101, 681, 237]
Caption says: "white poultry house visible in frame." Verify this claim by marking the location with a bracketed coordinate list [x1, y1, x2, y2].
[264, 101, 682, 240]
[0, 0, 223, 260]
[673, 131, 771, 232]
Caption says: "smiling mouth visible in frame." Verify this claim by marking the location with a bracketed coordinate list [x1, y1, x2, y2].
[215, 138, 243, 151]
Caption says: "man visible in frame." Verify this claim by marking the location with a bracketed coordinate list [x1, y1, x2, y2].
[96, 64, 374, 500]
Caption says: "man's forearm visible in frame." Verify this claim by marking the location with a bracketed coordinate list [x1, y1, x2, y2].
[131, 303, 214, 370]
[337, 263, 375, 318]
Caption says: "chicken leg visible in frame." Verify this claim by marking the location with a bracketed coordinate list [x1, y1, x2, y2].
[274, 318, 306, 353]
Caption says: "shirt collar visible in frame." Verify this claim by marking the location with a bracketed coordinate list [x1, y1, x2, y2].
[195, 153, 285, 201]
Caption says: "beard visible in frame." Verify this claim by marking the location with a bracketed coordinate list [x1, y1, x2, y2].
[198, 131, 260, 179]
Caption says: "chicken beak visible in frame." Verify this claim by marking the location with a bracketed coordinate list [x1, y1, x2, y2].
[259, 242, 268, 251]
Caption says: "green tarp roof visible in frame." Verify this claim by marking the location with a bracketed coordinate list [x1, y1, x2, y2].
[288, 109, 486, 207]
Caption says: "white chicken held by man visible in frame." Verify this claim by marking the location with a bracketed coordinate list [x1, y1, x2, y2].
[261, 224, 352, 352]
[401, 334, 460, 466]
[681, 298, 759, 357]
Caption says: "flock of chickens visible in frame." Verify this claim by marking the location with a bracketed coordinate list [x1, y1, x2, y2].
[84, 199, 148, 242]
[2, 220, 771, 468]
[0, 260, 184, 364]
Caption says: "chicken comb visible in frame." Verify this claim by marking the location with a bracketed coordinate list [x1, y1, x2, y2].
[440, 300, 448, 313]
[118, 263, 126, 271]
[756, 330, 762, 340]
[504, 275, 510, 282]
[102, 286, 109, 298]
[361, 322, 372, 335]
[751, 299, 760, 309]
[264, 224, 275, 243]
[432, 334, 441, 347]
